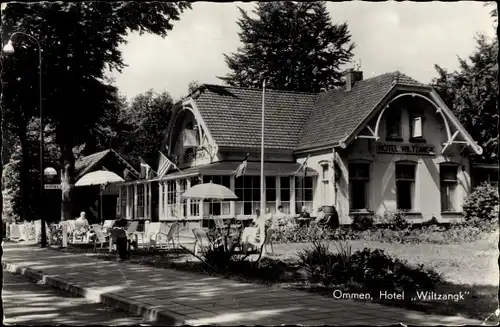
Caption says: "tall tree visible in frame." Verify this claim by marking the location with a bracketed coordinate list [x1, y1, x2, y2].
[1, 2, 190, 220]
[115, 90, 174, 166]
[219, 1, 355, 93]
[432, 34, 498, 162]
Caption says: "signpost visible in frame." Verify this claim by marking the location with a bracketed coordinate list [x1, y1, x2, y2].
[44, 184, 61, 190]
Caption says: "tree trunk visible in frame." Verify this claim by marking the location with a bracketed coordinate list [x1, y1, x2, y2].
[18, 131, 32, 222]
[0, 97, 4, 326]
[60, 142, 75, 221]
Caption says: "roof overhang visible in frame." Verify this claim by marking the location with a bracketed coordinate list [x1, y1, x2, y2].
[123, 161, 317, 185]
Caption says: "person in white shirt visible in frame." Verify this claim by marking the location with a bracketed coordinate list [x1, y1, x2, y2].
[75, 212, 89, 229]
[263, 208, 274, 227]
[314, 207, 326, 224]
[275, 205, 289, 227]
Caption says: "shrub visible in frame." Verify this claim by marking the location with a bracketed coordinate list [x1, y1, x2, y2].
[298, 243, 443, 296]
[463, 182, 499, 226]
[351, 215, 374, 231]
[297, 241, 338, 286]
[383, 210, 410, 231]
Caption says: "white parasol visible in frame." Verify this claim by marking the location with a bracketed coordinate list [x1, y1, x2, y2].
[75, 170, 125, 222]
[182, 181, 238, 201]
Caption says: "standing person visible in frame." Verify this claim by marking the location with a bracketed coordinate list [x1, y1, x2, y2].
[112, 218, 129, 262]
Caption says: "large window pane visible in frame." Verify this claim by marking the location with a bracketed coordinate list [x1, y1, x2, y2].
[295, 176, 314, 213]
[349, 163, 370, 210]
[440, 165, 458, 212]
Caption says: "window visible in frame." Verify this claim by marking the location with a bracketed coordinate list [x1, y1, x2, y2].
[473, 168, 499, 188]
[410, 110, 424, 140]
[295, 176, 314, 214]
[145, 183, 151, 219]
[190, 177, 200, 217]
[349, 163, 370, 210]
[127, 185, 134, 218]
[179, 179, 187, 218]
[159, 183, 165, 218]
[120, 186, 127, 217]
[396, 163, 416, 211]
[440, 165, 458, 212]
[137, 184, 145, 218]
[266, 177, 277, 213]
[166, 181, 176, 217]
[386, 110, 402, 140]
[235, 176, 260, 215]
[203, 175, 231, 216]
[279, 177, 291, 214]
[321, 163, 330, 206]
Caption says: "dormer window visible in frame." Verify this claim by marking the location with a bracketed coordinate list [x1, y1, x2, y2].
[386, 110, 402, 141]
[410, 109, 425, 142]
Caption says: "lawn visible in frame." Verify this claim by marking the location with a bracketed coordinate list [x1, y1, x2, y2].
[51, 229, 499, 322]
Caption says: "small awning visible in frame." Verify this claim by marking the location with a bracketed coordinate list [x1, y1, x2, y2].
[153, 161, 318, 181]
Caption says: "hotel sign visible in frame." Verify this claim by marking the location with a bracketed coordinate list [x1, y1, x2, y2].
[184, 148, 208, 164]
[376, 143, 435, 155]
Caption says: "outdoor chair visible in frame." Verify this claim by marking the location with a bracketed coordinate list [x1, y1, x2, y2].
[192, 228, 224, 255]
[101, 220, 116, 233]
[23, 221, 36, 241]
[214, 218, 226, 232]
[9, 223, 25, 242]
[92, 224, 110, 252]
[33, 220, 50, 243]
[151, 222, 180, 253]
[134, 222, 160, 250]
[238, 226, 274, 257]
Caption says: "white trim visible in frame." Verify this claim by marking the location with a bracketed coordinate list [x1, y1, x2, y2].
[429, 90, 483, 155]
[167, 98, 220, 160]
[373, 92, 452, 142]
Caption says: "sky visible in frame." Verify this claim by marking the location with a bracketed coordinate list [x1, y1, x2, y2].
[109, 1, 495, 101]
[2, 2, 494, 101]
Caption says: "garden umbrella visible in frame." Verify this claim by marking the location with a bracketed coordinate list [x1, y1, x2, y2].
[182, 181, 238, 200]
[75, 170, 125, 222]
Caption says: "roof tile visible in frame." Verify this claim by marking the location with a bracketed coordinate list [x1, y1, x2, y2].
[192, 71, 424, 152]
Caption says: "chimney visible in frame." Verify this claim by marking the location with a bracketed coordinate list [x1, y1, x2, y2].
[343, 69, 363, 91]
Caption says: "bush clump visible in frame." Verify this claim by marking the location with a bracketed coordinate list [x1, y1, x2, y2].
[297, 241, 443, 297]
[463, 182, 499, 228]
[351, 215, 374, 231]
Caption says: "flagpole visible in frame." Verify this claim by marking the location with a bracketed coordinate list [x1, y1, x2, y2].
[260, 80, 266, 214]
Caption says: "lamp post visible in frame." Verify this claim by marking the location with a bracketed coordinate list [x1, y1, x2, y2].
[3, 32, 47, 248]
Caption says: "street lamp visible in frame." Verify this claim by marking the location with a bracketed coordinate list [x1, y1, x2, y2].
[3, 32, 47, 248]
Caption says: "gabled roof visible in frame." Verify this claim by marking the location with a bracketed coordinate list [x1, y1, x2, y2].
[187, 72, 472, 154]
[296, 71, 425, 150]
[75, 149, 140, 180]
[193, 84, 317, 150]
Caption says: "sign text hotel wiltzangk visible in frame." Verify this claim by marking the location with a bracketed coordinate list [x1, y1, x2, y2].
[376, 143, 436, 155]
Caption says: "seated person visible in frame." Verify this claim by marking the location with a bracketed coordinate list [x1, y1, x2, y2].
[275, 205, 290, 227]
[74, 211, 93, 240]
[314, 207, 326, 225]
[298, 206, 311, 218]
[263, 208, 274, 228]
[74, 211, 90, 229]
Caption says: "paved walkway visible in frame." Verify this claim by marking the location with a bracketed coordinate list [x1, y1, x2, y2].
[2, 242, 482, 326]
[3, 272, 150, 326]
